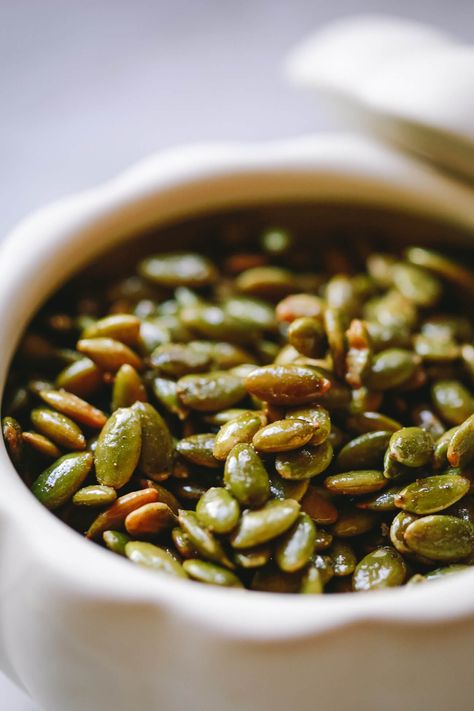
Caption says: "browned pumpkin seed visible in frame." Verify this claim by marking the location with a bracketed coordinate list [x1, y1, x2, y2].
[38, 389, 107, 429]
[86, 488, 160, 539]
[125, 502, 176, 536]
[82, 314, 141, 345]
[77, 337, 143, 372]
[276, 293, 325, 323]
[22, 431, 61, 459]
[300, 486, 338, 525]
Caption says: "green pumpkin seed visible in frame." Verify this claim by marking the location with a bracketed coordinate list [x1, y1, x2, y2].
[275, 441, 333, 480]
[230, 499, 300, 549]
[433, 427, 458, 469]
[311, 553, 335, 585]
[425, 564, 471, 580]
[392, 262, 441, 307]
[269, 473, 309, 502]
[447, 415, 474, 467]
[387, 427, 434, 468]
[224, 296, 277, 331]
[132, 402, 173, 477]
[330, 541, 357, 576]
[345, 319, 372, 389]
[288, 317, 326, 359]
[251, 565, 302, 593]
[346, 411, 402, 434]
[112, 364, 147, 410]
[331, 509, 376, 538]
[183, 559, 243, 587]
[405, 246, 474, 299]
[404, 515, 474, 561]
[103, 530, 131, 556]
[244, 364, 331, 406]
[224, 444, 270, 507]
[367, 349, 420, 390]
[324, 469, 386, 496]
[150, 343, 211, 378]
[177, 371, 246, 412]
[234, 545, 271, 569]
[357, 485, 402, 512]
[395, 475, 470, 515]
[275, 513, 316, 572]
[389, 511, 418, 555]
[352, 547, 407, 591]
[285, 405, 331, 445]
[32, 451, 93, 510]
[139, 252, 217, 288]
[432, 380, 474, 425]
[178, 510, 234, 568]
[177, 433, 221, 469]
[125, 541, 187, 578]
[22, 431, 61, 459]
[336, 431, 392, 471]
[73, 485, 117, 506]
[86, 488, 159, 539]
[252, 418, 315, 453]
[31, 408, 86, 451]
[196, 487, 240, 534]
[151, 377, 188, 419]
[414, 334, 459, 362]
[323, 307, 347, 380]
[300, 565, 324, 593]
[236, 266, 296, 300]
[77, 337, 143, 372]
[213, 411, 265, 460]
[56, 357, 102, 397]
[82, 314, 141, 345]
[95, 407, 142, 488]
[38, 389, 107, 429]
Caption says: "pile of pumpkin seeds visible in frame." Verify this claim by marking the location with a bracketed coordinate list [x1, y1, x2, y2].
[3, 232, 474, 593]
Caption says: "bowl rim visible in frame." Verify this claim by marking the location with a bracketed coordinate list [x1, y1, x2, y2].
[2, 132, 474, 641]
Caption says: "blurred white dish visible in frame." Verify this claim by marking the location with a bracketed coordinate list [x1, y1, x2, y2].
[285, 15, 474, 180]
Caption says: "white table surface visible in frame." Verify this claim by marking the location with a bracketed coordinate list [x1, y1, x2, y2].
[1, 0, 474, 708]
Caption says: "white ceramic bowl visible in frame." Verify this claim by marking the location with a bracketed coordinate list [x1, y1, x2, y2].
[2, 134, 474, 711]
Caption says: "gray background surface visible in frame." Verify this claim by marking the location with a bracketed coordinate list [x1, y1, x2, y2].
[1, 0, 473, 708]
